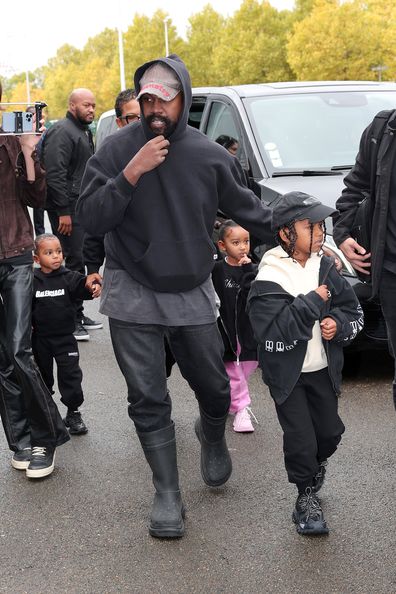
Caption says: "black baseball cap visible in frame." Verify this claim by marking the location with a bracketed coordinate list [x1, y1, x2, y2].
[271, 191, 337, 232]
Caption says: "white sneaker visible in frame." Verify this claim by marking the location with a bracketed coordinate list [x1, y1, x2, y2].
[233, 407, 256, 433]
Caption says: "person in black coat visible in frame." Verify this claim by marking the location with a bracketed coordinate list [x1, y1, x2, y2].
[32, 234, 102, 435]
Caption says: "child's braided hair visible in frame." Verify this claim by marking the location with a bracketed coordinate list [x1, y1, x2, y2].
[276, 220, 326, 260]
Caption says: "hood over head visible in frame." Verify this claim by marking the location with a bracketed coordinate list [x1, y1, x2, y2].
[134, 54, 192, 140]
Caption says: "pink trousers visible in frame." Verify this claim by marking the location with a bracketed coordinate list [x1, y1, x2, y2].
[224, 359, 258, 414]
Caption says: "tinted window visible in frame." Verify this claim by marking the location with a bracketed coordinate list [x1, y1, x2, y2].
[245, 91, 396, 171]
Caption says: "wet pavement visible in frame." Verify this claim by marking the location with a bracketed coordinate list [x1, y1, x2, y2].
[0, 300, 395, 594]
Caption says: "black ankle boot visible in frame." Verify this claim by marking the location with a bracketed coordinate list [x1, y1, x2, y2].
[138, 422, 185, 538]
[195, 408, 232, 487]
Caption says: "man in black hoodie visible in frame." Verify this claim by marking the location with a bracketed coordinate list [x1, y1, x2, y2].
[77, 55, 273, 538]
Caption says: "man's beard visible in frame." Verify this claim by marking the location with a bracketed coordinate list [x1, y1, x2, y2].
[146, 114, 177, 138]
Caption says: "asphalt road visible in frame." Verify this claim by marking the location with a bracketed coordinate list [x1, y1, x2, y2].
[0, 298, 395, 594]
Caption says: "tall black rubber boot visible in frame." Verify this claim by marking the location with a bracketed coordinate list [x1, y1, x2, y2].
[195, 408, 232, 487]
[137, 422, 185, 538]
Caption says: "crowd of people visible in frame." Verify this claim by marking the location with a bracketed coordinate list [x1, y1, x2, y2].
[0, 54, 393, 540]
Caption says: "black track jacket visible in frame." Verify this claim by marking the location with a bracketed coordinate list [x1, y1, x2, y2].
[247, 256, 364, 404]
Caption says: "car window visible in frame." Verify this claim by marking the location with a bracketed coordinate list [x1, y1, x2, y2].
[206, 101, 240, 143]
[96, 112, 117, 149]
[245, 91, 396, 171]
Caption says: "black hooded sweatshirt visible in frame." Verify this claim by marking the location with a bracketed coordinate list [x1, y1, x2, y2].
[76, 55, 273, 293]
[32, 267, 93, 337]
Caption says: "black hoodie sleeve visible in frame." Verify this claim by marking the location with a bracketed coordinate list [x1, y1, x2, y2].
[64, 270, 93, 301]
[217, 159, 273, 245]
[333, 123, 372, 246]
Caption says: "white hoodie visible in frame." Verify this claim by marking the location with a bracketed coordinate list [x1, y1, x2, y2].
[256, 245, 327, 373]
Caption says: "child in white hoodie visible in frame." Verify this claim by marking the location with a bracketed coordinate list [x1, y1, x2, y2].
[247, 191, 363, 535]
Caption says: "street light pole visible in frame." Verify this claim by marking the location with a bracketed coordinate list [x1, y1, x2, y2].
[25, 70, 31, 104]
[163, 16, 170, 57]
[117, 27, 126, 91]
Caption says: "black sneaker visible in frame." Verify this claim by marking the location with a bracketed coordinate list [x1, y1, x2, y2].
[64, 410, 88, 435]
[11, 447, 32, 470]
[292, 487, 329, 535]
[74, 322, 90, 341]
[312, 460, 328, 493]
[26, 446, 56, 478]
[82, 315, 103, 330]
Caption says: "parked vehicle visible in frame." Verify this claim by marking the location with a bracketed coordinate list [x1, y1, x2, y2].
[95, 108, 117, 149]
[93, 81, 396, 351]
[190, 81, 396, 352]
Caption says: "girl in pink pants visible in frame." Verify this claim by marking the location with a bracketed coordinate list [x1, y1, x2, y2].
[212, 220, 258, 433]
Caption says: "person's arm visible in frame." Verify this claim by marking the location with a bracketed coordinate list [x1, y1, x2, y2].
[77, 136, 169, 236]
[333, 124, 373, 275]
[16, 136, 46, 208]
[217, 158, 273, 245]
[83, 234, 106, 274]
[43, 127, 74, 215]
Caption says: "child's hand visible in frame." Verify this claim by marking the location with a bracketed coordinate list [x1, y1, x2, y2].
[315, 284, 329, 301]
[86, 273, 102, 298]
[238, 255, 251, 266]
[320, 317, 337, 340]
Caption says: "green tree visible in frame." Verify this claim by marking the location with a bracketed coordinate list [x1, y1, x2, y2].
[123, 11, 187, 89]
[183, 5, 225, 86]
[287, 0, 396, 81]
[212, 0, 293, 85]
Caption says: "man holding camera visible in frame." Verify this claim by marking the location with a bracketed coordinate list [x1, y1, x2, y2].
[43, 88, 102, 341]
[0, 81, 70, 477]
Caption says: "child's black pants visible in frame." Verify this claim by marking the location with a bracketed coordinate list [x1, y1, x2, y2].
[274, 368, 345, 489]
[32, 333, 84, 411]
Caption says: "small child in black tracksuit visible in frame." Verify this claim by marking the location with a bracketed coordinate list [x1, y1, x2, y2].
[32, 234, 102, 435]
[247, 192, 363, 535]
[212, 220, 258, 433]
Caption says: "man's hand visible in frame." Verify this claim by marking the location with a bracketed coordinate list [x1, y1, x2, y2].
[315, 284, 329, 302]
[86, 273, 102, 298]
[320, 316, 337, 340]
[123, 136, 170, 185]
[339, 237, 371, 275]
[58, 215, 72, 236]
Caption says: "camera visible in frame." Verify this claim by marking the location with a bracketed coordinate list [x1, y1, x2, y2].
[0, 101, 47, 135]
[2, 111, 34, 133]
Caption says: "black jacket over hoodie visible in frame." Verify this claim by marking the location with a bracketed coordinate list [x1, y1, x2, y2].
[247, 256, 364, 405]
[212, 260, 257, 362]
[43, 112, 94, 216]
[333, 110, 396, 297]
[76, 55, 273, 293]
[32, 267, 92, 337]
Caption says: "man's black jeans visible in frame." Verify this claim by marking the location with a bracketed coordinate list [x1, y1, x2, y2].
[379, 269, 396, 409]
[0, 263, 69, 449]
[109, 319, 231, 433]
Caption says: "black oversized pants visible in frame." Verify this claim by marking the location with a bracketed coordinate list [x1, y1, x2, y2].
[109, 319, 230, 433]
[32, 333, 84, 411]
[379, 269, 396, 410]
[274, 368, 345, 488]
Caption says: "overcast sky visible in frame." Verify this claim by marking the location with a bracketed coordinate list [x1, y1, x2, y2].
[1, 0, 294, 76]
